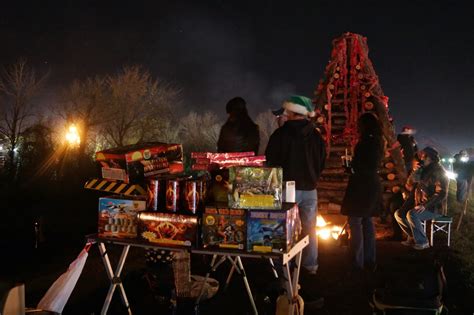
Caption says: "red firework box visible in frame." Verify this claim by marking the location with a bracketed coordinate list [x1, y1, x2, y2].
[201, 204, 247, 250]
[96, 142, 184, 183]
[191, 151, 265, 171]
[137, 212, 198, 247]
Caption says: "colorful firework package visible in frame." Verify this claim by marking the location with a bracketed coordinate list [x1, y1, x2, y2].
[98, 196, 146, 238]
[202, 204, 247, 250]
[137, 212, 198, 247]
[96, 142, 184, 183]
[246, 203, 302, 253]
[228, 166, 283, 209]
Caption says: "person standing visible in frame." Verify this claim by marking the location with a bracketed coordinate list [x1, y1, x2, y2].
[397, 125, 418, 175]
[394, 146, 448, 250]
[453, 150, 473, 203]
[266, 95, 326, 274]
[217, 96, 260, 154]
[341, 113, 384, 272]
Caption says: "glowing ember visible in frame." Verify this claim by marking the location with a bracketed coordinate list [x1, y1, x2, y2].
[316, 215, 345, 240]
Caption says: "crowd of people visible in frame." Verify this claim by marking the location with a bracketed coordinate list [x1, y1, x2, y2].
[216, 94, 471, 309]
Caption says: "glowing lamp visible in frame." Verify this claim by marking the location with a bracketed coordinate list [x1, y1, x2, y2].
[460, 156, 469, 163]
[65, 124, 81, 146]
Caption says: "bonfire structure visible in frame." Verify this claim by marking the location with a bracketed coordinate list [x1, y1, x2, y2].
[313, 33, 407, 221]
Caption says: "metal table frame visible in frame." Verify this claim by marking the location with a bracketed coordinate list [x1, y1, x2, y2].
[86, 234, 308, 315]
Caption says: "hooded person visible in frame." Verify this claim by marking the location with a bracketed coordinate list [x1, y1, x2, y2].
[266, 95, 326, 273]
[217, 97, 260, 155]
[394, 146, 448, 250]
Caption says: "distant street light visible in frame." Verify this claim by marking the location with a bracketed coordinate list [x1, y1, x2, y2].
[65, 124, 80, 147]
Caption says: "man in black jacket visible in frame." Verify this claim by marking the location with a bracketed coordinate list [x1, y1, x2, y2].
[266, 95, 326, 274]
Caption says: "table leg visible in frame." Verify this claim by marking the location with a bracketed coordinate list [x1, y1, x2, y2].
[268, 258, 279, 279]
[236, 256, 258, 315]
[98, 242, 132, 315]
[282, 250, 303, 315]
[224, 257, 238, 290]
[195, 254, 218, 308]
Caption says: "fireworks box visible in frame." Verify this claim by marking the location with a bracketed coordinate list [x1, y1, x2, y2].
[246, 203, 301, 253]
[98, 196, 147, 238]
[207, 168, 231, 203]
[96, 142, 184, 183]
[201, 204, 247, 250]
[137, 212, 198, 247]
[228, 166, 283, 209]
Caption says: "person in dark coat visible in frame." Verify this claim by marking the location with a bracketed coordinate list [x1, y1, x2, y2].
[217, 97, 260, 154]
[341, 112, 384, 272]
[397, 125, 418, 175]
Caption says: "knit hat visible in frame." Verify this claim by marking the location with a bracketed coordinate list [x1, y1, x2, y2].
[282, 95, 315, 117]
[422, 146, 440, 162]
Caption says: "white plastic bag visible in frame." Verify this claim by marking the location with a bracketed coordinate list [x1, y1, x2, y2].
[37, 244, 91, 313]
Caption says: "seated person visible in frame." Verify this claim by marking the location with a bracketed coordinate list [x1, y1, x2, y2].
[394, 147, 448, 250]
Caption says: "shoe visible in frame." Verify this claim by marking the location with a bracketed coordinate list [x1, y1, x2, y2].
[401, 238, 414, 246]
[303, 265, 319, 275]
[413, 242, 430, 250]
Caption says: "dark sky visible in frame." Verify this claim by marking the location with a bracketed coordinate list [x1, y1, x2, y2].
[1, 0, 473, 153]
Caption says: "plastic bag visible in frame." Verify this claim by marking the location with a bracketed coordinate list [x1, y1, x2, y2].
[37, 243, 91, 313]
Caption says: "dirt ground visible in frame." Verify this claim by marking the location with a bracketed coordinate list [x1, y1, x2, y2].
[2, 229, 473, 315]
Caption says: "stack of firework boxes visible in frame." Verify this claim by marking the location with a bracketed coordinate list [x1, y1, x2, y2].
[92, 145, 301, 254]
[194, 152, 301, 253]
[94, 142, 201, 247]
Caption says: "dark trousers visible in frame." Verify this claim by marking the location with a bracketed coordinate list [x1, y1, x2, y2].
[348, 216, 376, 270]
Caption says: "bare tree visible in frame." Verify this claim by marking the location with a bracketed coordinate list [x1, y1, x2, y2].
[255, 110, 278, 155]
[179, 111, 221, 153]
[0, 59, 48, 177]
[102, 66, 180, 147]
[55, 76, 107, 157]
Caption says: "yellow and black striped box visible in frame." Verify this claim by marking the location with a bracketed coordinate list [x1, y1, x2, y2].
[84, 178, 146, 197]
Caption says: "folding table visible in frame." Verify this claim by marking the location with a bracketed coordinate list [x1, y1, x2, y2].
[86, 234, 309, 315]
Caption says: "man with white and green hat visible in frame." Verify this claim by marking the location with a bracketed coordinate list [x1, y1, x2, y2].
[266, 95, 326, 275]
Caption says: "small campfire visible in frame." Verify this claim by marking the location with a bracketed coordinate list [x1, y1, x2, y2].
[316, 215, 346, 241]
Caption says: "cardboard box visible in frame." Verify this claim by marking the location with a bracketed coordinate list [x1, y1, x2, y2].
[137, 212, 198, 247]
[202, 204, 247, 250]
[98, 197, 146, 238]
[96, 142, 183, 183]
[246, 203, 301, 253]
[228, 167, 283, 209]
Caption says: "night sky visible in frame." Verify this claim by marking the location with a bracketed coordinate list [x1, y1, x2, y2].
[1, 0, 473, 153]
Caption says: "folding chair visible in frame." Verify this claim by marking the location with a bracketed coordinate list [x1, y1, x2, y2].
[371, 264, 448, 315]
[422, 216, 453, 247]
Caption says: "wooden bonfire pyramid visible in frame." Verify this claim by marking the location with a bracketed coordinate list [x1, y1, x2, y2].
[313, 33, 407, 215]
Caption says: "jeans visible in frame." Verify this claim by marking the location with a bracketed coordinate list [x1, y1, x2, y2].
[395, 208, 441, 245]
[348, 216, 376, 270]
[296, 189, 318, 269]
